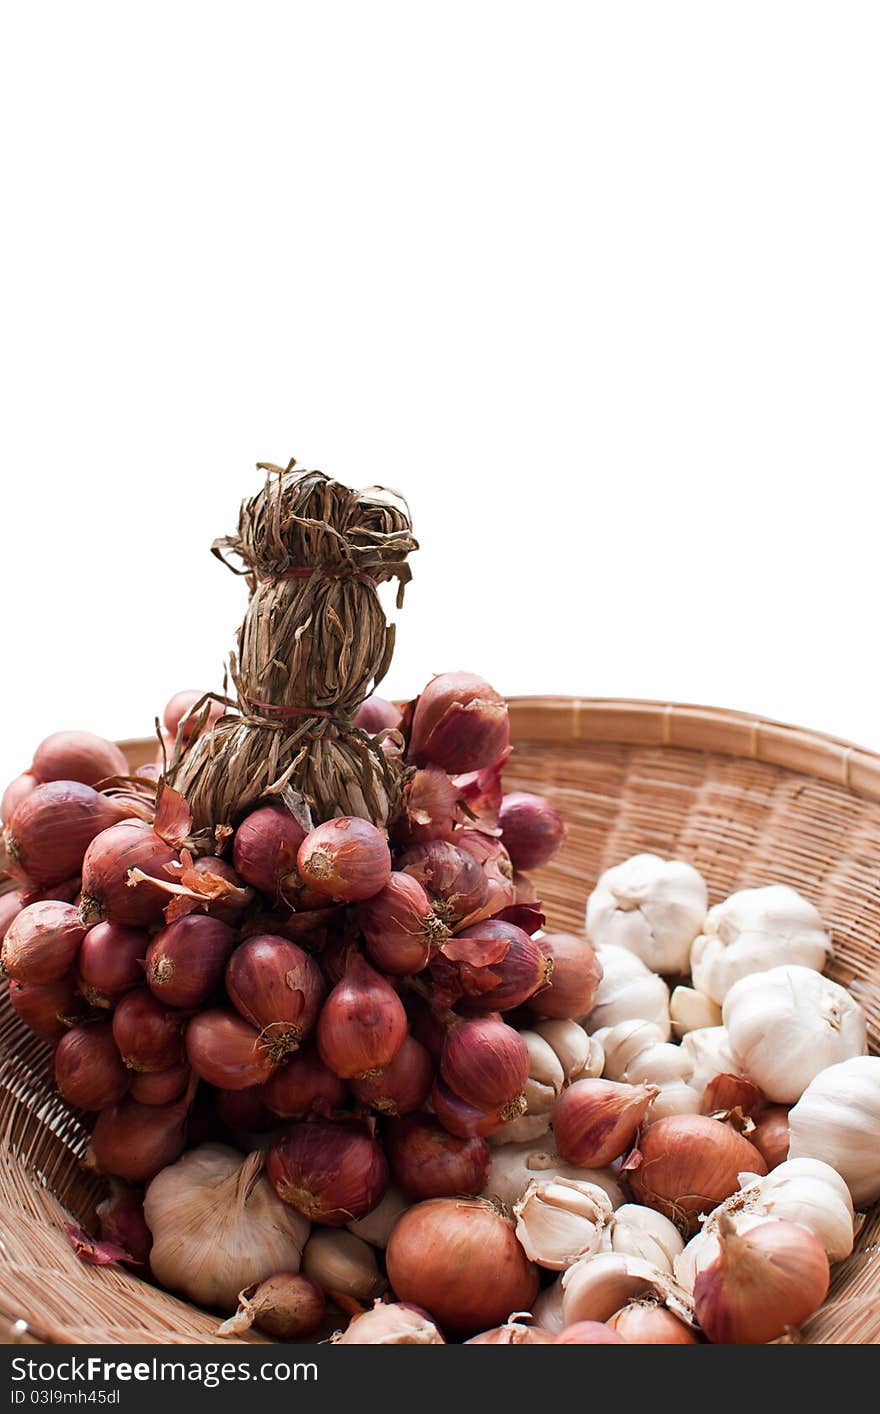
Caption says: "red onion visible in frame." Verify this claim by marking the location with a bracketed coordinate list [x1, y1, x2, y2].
[96, 1180, 153, 1266]
[186, 1008, 278, 1089]
[357, 872, 441, 975]
[1, 901, 85, 983]
[162, 689, 224, 743]
[297, 817, 392, 903]
[77, 922, 146, 1007]
[353, 695, 402, 734]
[263, 1045, 347, 1119]
[455, 830, 516, 917]
[112, 990, 185, 1072]
[267, 1120, 388, 1225]
[398, 840, 489, 929]
[750, 1105, 791, 1171]
[406, 994, 446, 1060]
[628, 1115, 768, 1235]
[88, 1091, 191, 1181]
[440, 1013, 528, 1114]
[8, 974, 86, 1040]
[1, 773, 36, 824]
[386, 1197, 538, 1336]
[498, 791, 565, 872]
[554, 1078, 657, 1167]
[146, 915, 234, 1008]
[607, 1303, 699, 1344]
[80, 822, 180, 927]
[702, 1071, 763, 1117]
[130, 1063, 191, 1106]
[695, 1215, 829, 1344]
[232, 804, 306, 900]
[317, 953, 407, 1079]
[555, 1322, 627, 1344]
[0, 888, 24, 943]
[396, 766, 460, 846]
[453, 761, 504, 831]
[430, 1079, 509, 1137]
[187, 856, 253, 924]
[386, 1114, 490, 1200]
[442, 919, 550, 1011]
[54, 1022, 130, 1110]
[408, 672, 510, 774]
[226, 934, 326, 1060]
[350, 1036, 434, 1116]
[5, 782, 129, 887]
[31, 732, 128, 788]
[513, 872, 538, 905]
[214, 1084, 277, 1133]
[218, 1273, 326, 1339]
[528, 932, 602, 1020]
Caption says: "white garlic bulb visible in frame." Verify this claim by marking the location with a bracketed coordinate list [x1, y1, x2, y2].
[347, 1186, 409, 1248]
[788, 1055, 880, 1205]
[482, 1140, 624, 1210]
[670, 985, 722, 1037]
[144, 1144, 309, 1308]
[593, 1019, 667, 1081]
[723, 965, 867, 1103]
[586, 945, 671, 1039]
[690, 884, 831, 1005]
[586, 854, 708, 974]
[679, 1026, 742, 1102]
[740, 1157, 855, 1263]
[531, 1276, 566, 1334]
[606, 1204, 684, 1273]
[534, 1019, 602, 1082]
[302, 1229, 386, 1302]
[514, 1178, 613, 1270]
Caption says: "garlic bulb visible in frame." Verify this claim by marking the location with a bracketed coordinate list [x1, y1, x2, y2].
[622, 1041, 692, 1087]
[144, 1144, 309, 1308]
[514, 1178, 613, 1269]
[532, 1276, 566, 1334]
[690, 884, 831, 1005]
[520, 1029, 565, 1114]
[490, 1110, 552, 1145]
[673, 1211, 770, 1294]
[302, 1229, 386, 1302]
[586, 946, 671, 1039]
[334, 1300, 445, 1344]
[740, 1157, 855, 1263]
[593, 1020, 667, 1081]
[585, 854, 708, 974]
[670, 985, 722, 1037]
[788, 1055, 880, 1205]
[648, 1081, 702, 1121]
[482, 1140, 624, 1210]
[561, 1251, 679, 1326]
[607, 1203, 684, 1273]
[534, 1019, 603, 1082]
[723, 965, 867, 1103]
[679, 1026, 742, 1103]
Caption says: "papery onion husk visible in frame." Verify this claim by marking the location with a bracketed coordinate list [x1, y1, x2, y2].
[454, 831, 516, 919]
[694, 1214, 829, 1344]
[442, 919, 549, 1011]
[350, 1035, 434, 1116]
[386, 1114, 490, 1201]
[386, 1197, 539, 1337]
[554, 1078, 657, 1167]
[226, 933, 326, 1061]
[5, 782, 129, 887]
[627, 1115, 768, 1236]
[267, 1119, 388, 1225]
[96, 1179, 153, 1267]
[395, 766, 460, 847]
[217, 1273, 325, 1339]
[80, 822, 180, 928]
[1, 900, 85, 983]
[398, 840, 489, 930]
[528, 933, 603, 1021]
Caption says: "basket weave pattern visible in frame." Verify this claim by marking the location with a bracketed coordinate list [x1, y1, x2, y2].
[1, 698, 878, 1344]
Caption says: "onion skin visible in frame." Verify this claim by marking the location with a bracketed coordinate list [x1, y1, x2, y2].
[31, 732, 128, 788]
[220, 1273, 326, 1340]
[398, 841, 489, 929]
[499, 792, 565, 872]
[187, 856, 253, 924]
[88, 1094, 190, 1181]
[263, 1046, 348, 1119]
[528, 933, 603, 1021]
[8, 974, 86, 1040]
[226, 934, 325, 1059]
[130, 1063, 191, 1106]
[186, 1009, 278, 1090]
[396, 767, 460, 847]
[350, 1036, 434, 1116]
[297, 817, 392, 904]
[749, 1106, 791, 1171]
[1, 774, 36, 824]
[5, 783, 129, 888]
[386, 1197, 539, 1336]
[554, 1322, 626, 1344]
[446, 920, 550, 1012]
[54, 1023, 130, 1110]
[628, 1115, 768, 1236]
[317, 954, 407, 1079]
[554, 1078, 657, 1168]
[112, 990, 185, 1073]
[357, 872, 438, 975]
[0, 889, 24, 944]
[1, 901, 85, 984]
[146, 915, 235, 1008]
[80, 823, 180, 928]
[608, 1304, 699, 1344]
[96, 1180, 153, 1266]
[440, 1014, 529, 1113]
[695, 1216, 829, 1344]
[386, 1115, 490, 1200]
[267, 1120, 389, 1226]
[232, 805, 306, 899]
[78, 922, 147, 1005]
[409, 673, 510, 775]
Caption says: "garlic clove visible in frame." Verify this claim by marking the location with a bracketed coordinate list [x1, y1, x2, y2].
[623, 1041, 693, 1087]
[482, 1140, 624, 1210]
[520, 1029, 566, 1093]
[670, 985, 722, 1037]
[490, 1111, 553, 1145]
[608, 1203, 684, 1273]
[561, 1251, 687, 1327]
[531, 1277, 566, 1334]
[513, 1177, 613, 1270]
[647, 1080, 702, 1121]
[302, 1229, 387, 1302]
[679, 1025, 742, 1103]
[524, 1077, 558, 1116]
[592, 1019, 667, 1081]
[346, 1186, 410, 1249]
[586, 946, 671, 1039]
[533, 1019, 591, 1082]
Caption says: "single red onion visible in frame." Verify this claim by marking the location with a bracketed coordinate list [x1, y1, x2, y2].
[232, 805, 307, 900]
[146, 915, 234, 1008]
[1, 900, 85, 983]
[0, 889, 25, 943]
[162, 690, 225, 743]
[80, 822, 179, 927]
[267, 1120, 388, 1225]
[353, 695, 402, 734]
[130, 1063, 191, 1106]
[112, 990, 185, 1073]
[396, 766, 460, 846]
[749, 1105, 791, 1170]
[214, 1084, 278, 1133]
[88, 1091, 191, 1181]
[226, 934, 326, 1061]
[350, 1035, 434, 1116]
[440, 1013, 529, 1114]
[498, 791, 565, 872]
[386, 1114, 490, 1200]
[31, 732, 128, 788]
[1, 773, 37, 825]
[357, 872, 442, 975]
[408, 672, 510, 774]
[186, 1008, 278, 1090]
[430, 1078, 509, 1138]
[628, 1115, 768, 1235]
[317, 953, 407, 1079]
[398, 840, 489, 929]
[7, 974, 86, 1040]
[442, 919, 549, 1011]
[263, 1045, 348, 1119]
[528, 932, 602, 1020]
[77, 922, 147, 1007]
[554, 1078, 658, 1167]
[4, 783, 129, 888]
[297, 817, 392, 903]
[54, 1022, 130, 1110]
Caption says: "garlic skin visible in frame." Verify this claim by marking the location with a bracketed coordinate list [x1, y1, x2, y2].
[514, 1178, 613, 1270]
[690, 884, 832, 1005]
[740, 1157, 855, 1263]
[482, 1140, 624, 1211]
[723, 965, 867, 1104]
[670, 985, 722, 1037]
[679, 1026, 742, 1103]
[302, 1229, 387, 1302]
[347, 1186, 409, 1248]
[586, 946, 671, 1039]
[144, 1144, 309, 1308]
[586, 854, 708, 975]
[788, 1055, 880, 1205]
[607, 1203, 684, 1274]
[533, 1019, 602, 1082]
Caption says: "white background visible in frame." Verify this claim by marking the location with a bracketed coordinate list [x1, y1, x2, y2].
[2, 2, 879, 793]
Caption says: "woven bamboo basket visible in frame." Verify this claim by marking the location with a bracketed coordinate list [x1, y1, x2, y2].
[2, 696, 879, 1345]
